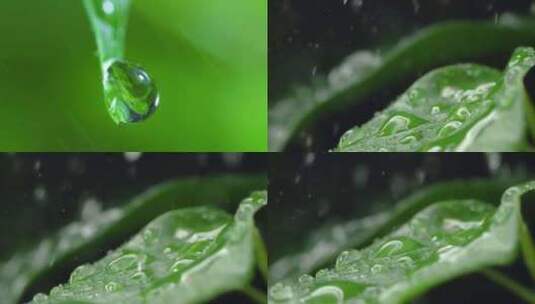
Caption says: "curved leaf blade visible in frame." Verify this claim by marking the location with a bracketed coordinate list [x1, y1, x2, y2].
[269, 182, 535, 304]
[30, 191, 267, 304]
[0, 174, 266, 304]
[336, 47, 535, 152]
[270, 178, 519, 282]
[269, 18, 535, 151]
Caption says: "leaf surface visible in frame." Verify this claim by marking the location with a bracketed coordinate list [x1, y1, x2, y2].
[269, 182, 535, 304]
[270, 178, 518, 282]
[0, 174, 266, 304]
[30, 191, 266, 304]
[269, 18, 535, 151]
[336, 47, 535, 151]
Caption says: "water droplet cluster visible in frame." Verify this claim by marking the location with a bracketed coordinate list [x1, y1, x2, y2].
[337, 47, 535, 152]
[30, 207, 232, 303]
[269, 199, 498, 303]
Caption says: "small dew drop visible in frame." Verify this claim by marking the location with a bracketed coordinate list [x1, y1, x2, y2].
[438, 121, 463, 137]
[32, 293, 49, 303]
[455, 107, 471, 120]
[108, 253, 139, 272]
[371, 264, 383, 274]
[170, 259, 194, 273]
[270, 283, 294, 301]
[379, 115, 410, 136]
[130, 271, 148, 284]
[105, 281, 120, 292]
[69, 265, 95, 283]
[400, 135, 417, 145]
[143, 228, 157, 244]
[103, 60, 159, 124]
[298, 274, 314, 285]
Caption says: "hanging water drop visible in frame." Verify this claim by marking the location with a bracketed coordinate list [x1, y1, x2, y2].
[103, 60, 160, 124]
[84, 0, 160, 124]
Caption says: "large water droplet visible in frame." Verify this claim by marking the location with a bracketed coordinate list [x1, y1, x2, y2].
[335, 250, 362, 271]
[374, 237, 423, 258]
[103, 60, 159, 124]
[379, 115, 410, 136]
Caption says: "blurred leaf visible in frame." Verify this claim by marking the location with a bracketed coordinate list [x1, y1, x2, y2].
[29, 191, 267, 304]
[269, 181, 535, 303]
[0, 174, 266, 304]
[270, 17, 535, 151]
[336, 47, 535, 152]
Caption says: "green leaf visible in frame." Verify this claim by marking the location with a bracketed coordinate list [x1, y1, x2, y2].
[29, 191, 266, 304]
[269, 181, 535, 304]
[269, 17, 535, 151]
[270, 178, 518, 282]
[336, 47, 535, 152]
[0, 174, 265, 304]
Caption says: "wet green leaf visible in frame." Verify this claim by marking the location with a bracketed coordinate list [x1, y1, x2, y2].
[269, 18, 535, 151]
[270, 178, 518, 282]
[0, 174, 266, 304]
[29, 191, 266, 304]
[269, 181, 535, 304]
[336, 47, 535, 152]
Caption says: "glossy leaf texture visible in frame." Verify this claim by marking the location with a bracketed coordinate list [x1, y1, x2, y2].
[270, 178, 519, 282]
[29, 191, 266, 304]
[269, 181, 535, 304]
[0, 174, 266, 304]
[269, 17, 535, 152]
[335, 47, 535, 152]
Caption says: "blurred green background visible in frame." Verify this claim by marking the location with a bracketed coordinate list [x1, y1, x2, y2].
[0, 1, 266, 151]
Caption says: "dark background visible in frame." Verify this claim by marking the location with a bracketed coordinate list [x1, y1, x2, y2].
[268, 153, 535, 303]
[0, 153, 267, 303]
[269, 0, 535, 151]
